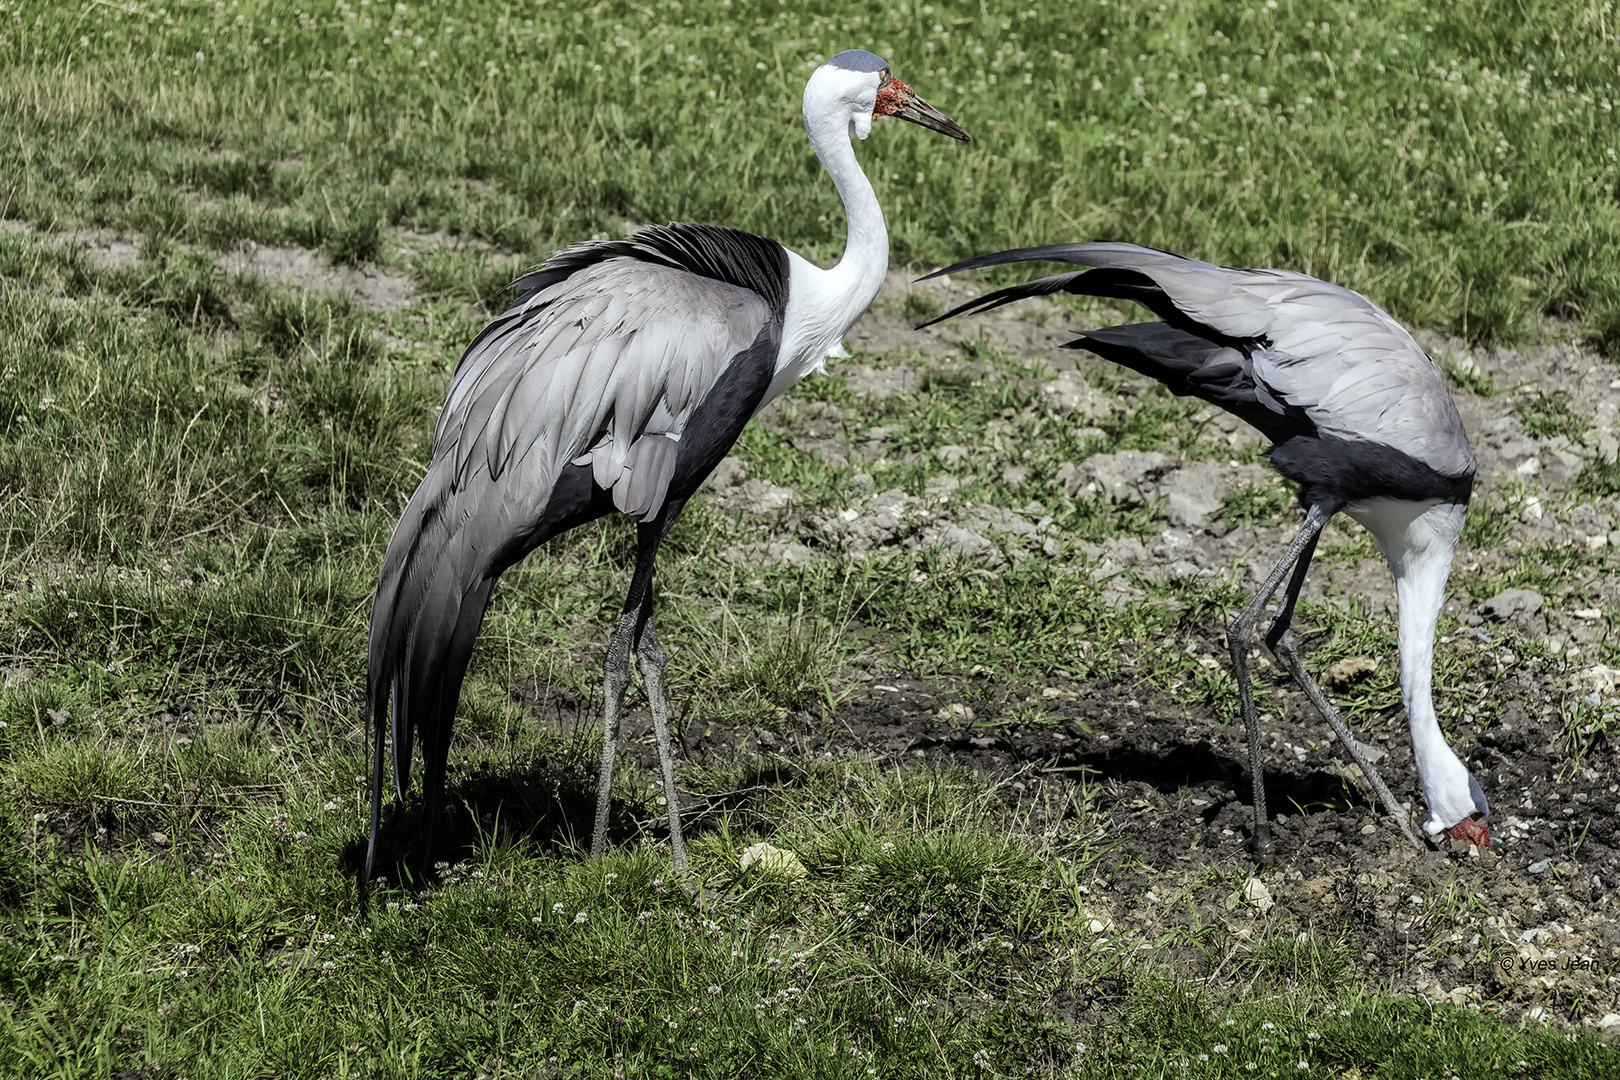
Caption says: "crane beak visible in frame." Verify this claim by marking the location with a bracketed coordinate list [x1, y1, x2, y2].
[877, 76, 971, 141]
[894, 93, 971, 141]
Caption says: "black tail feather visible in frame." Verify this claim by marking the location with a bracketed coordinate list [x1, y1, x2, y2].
[362, 471, 500, 888]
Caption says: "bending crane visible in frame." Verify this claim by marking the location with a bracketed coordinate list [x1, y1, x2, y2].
[923, 242, 1490, 855]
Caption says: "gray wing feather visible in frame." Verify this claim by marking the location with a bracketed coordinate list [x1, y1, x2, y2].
[930, 242, 1474, 479]
[445, 258, 772, 522]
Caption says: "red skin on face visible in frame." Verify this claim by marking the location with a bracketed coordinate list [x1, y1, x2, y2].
[1448, 813, 1491, 848]
[873, 75, 914, 116]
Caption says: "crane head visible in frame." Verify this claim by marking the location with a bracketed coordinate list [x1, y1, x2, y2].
[817, 50, 971, 142]
[1445, 773, 1491, 848]
[1448, 811, 1490, 848]
[873, 71, 971, 141]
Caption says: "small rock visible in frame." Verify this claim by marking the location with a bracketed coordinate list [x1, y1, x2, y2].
[1058, 450, 1172, 501]
[935, 444, 970, 466]
[739, 842, 807, 880]
[1482, 588, 1543, 621]
[1348, 737, 1387, 765]
[1001, 463, 1029, 486]
[935, 703, 975, 724]
[1572, 664, 1620, 698]
[1527, 858, 1552, 875]
[1040, 372, 1114, 420]
[1319, 656, 1378, 690]
[728, 478, 795, 515]
[1243, 878, 1274, 913]
[150, 832, 170, 847]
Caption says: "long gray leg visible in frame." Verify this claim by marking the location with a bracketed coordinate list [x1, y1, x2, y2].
[1228, 504, 1334, 859]
[636, 620, 689, 873]
[1261, 553, 1425, 851]
[590, 607, 639, 859]
[589, 508, 686, 863]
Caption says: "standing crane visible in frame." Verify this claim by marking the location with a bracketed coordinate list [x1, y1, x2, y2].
[921, 242, 1490, 856]
[365, 51, 969, 885]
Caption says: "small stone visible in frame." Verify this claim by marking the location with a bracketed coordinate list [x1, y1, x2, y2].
[1319, 656, 1377, 690]
[1482, 588, 1543, 621]
[150, 832, 170, 847]
[1243, 878, 1274, 913]
[739, 842, 807, 880]
[703, 455, 747, 490]
[1527, 858, 1552, 875]
[935, 703, 975, 724]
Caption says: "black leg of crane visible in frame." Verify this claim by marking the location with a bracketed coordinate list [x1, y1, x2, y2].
[1227, 503, 1334, 860]
[1262, 540, 1426, 851]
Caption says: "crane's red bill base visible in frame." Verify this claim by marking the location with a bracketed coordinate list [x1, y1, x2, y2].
[875, 76, 971, 141]
[1448, 812, 1491, 848]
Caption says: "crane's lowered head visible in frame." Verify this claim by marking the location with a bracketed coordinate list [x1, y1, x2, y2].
[808, 49, 971, 143]
[1427, 763, 1491, 848]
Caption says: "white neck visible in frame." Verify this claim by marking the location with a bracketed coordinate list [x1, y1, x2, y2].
[761, 92, 890, 407]
[811, 112, 890, 294]
[1347, 497, 1474, 835]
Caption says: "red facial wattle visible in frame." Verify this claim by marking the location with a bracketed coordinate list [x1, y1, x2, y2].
[1447, 812, 1491, 848]
[873, 76, 913, 116]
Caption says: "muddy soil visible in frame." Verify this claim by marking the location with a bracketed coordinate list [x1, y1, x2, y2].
[21, 220, 1613, 1027]
[544, 275, 1620, 1028]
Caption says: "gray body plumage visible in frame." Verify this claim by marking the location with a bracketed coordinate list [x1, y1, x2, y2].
[924, 242, 1475, 503]
[923, 241, 1489, 854]
[365, 224, 789, 882]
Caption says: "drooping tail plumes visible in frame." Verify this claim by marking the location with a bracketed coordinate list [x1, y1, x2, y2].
[362, 460, 497, 887]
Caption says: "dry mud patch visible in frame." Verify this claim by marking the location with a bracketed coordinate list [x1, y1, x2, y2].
[592, 287, 1620, 1026]
[521, 646, 1620, 1028]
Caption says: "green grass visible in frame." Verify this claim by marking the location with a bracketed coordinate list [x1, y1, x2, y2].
[1516, 389, 1589, 443]
[1, 2, 1618, 1076]
[1, 1, 1618, 343]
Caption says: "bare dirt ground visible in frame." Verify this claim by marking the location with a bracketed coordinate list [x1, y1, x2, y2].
[566, 272, 1620, 1029]
[18, 216, 1615, 1027]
